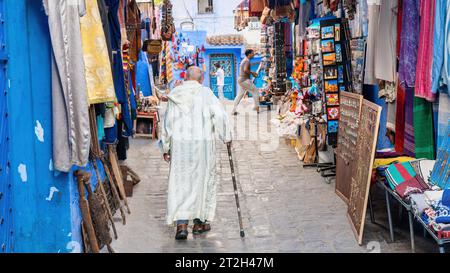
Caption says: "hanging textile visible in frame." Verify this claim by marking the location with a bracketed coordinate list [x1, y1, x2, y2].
[395, 82, 406, 153]
[343, 0, 357, 20]
[374, 0, 398, 83]
[413, 97, 435, 159]
[297, 0, 312, 39]
[364, 1, 380, 85]
[136, 51, 153, 97]
[104, 0, 133, 139]
[268, 0, 292, 9]
[80, 0, 116, 104]
[98, 0, 112, 59]
[431, 0, 450, 94]
[398, 0, 419, 88]
[118, 0, 128, 47]
[415, 0, 436, 101]
[404, 87, 415, 157]
[44, 0, 91, 172]
[249, 0, 266, 17]
[126, 0, 141, 63]
[438, 94, 450, 149]
[349, 0, 368, 38]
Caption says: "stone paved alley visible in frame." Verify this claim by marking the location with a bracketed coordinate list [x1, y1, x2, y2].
[111, 101, 439, 253]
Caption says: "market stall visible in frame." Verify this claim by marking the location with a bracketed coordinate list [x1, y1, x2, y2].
[250, 0, 450, 252]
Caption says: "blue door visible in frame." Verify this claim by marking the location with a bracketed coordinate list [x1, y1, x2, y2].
[0, 0, 13, 253]
[209, 54, 235, 100]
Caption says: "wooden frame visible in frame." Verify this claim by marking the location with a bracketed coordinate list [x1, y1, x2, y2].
[134, 112, 159, 140]
[335, 91, 363, 204]
[347, 99, 381, 245]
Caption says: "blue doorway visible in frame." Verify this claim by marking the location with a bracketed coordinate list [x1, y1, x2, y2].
[209, 54, 236, 100]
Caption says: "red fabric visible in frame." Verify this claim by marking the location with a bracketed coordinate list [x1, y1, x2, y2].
[395, 82, 405, 153]
[394, 175, 429, 199]
[396, 162, 414, 181]
[249, 0, 265, 17]
[414, 0, 436, 101]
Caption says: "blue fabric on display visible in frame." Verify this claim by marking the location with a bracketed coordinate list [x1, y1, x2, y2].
[104, 0, 133, 137]
[136, 50, 152, 96]
[104, 122, 118, 144]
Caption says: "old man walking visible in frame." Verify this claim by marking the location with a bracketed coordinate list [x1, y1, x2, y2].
[160, 66, 232, 240]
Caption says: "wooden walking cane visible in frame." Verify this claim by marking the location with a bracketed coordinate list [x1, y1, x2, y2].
[226, 142, 245, 238]
[75, 171, 100, 253]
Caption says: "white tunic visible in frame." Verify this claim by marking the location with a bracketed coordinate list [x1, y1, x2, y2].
[160, 81, 232, 225]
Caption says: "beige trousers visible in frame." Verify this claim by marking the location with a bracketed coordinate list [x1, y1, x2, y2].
[232, 80, 260, 112]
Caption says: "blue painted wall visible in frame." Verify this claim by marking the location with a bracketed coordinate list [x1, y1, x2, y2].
[205, 46, 244, 99]
[0, 0, 13, 253]
[172, 30, 207, 81]
[5, 0, 78, 253]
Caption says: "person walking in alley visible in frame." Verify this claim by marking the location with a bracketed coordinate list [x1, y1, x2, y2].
[211, 62, 225, 100]
[160, 66, 233, 240]
[232, 49, 260, 115]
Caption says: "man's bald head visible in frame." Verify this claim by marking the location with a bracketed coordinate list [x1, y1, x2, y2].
[185, 66, 204, 83]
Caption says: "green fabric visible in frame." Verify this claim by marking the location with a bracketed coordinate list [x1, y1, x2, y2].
[413, 97, 435, 159]
[385, 162, 417, 190]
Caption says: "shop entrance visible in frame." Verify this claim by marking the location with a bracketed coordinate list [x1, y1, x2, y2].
[0, 0, 13, 253]
[209, 54, 236, 100]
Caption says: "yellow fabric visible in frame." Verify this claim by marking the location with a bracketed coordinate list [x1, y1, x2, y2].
[80, 0, 116, 105]
[373, 157, 416, 169]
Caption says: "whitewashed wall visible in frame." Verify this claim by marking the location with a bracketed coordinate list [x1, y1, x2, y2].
[171, 0, 260, 45]
[171, 0, 241, 33]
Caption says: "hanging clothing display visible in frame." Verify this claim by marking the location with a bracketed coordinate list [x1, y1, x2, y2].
[126, 0, 141, 63]
[398, 0, 419, 88]
[80, 0, 116, 104]
[249, 0, 267, 16]
[413, 97, 435, 159]
[297, 0, 312, 39]
[415, 0, 436, 101]
[364, 1, 380, 85]
[44, 0, 91, 172]
[98, 0, 112, 59]
[118, 0, 128, 47]
[105, 0, 133, 138]
[374, 0, 398, 83]
[431, 0, 450, 94]
[349, 0, 368, 38]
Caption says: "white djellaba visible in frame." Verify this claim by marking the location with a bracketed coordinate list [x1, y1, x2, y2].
[159, 80, 232, 226]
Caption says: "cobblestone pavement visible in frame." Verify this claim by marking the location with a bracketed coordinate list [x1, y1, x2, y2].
[110, 100, 439, 253]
